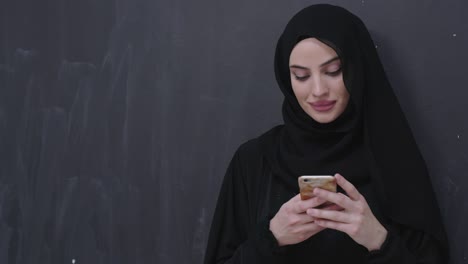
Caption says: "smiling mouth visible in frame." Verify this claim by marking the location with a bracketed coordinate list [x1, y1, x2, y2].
[309, 101, 336, 112]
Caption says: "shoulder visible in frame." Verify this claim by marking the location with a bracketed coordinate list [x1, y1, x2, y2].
[228, 125, 284, 175]
[235, 125, 284, 160]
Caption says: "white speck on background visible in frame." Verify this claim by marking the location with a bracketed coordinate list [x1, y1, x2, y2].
[457, 135, 460, 139]
[72, 259, 76, 264]
[375, 45, 378, 49]
[453, 33, 457, 37]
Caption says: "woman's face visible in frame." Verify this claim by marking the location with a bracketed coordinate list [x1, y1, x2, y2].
[289, 37, 350, 123]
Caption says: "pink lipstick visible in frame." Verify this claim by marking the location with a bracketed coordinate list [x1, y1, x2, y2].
[309, 100, 336, 112]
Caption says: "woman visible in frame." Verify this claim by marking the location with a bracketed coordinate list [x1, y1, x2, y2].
[204, 4, 448, 263]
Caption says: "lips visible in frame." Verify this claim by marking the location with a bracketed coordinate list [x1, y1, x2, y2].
[309, 100, 336, 112]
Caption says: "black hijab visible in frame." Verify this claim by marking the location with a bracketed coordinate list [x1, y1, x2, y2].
[259, 4, 447, 248]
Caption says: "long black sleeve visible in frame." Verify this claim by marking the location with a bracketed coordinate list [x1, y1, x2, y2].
[367, 223, 446, 263]
[203, 148, 285, 264]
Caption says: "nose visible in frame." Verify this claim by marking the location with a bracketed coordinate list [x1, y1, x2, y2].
[309, 76, 328, 98]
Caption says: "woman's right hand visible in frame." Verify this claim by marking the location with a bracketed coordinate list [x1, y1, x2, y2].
[269, 194, 341, 246]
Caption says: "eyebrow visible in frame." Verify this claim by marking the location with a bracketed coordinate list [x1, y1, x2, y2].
[289, 56, 340, 70]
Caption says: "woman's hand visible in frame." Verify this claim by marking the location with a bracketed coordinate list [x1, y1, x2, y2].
[306, 173, 388, 251]
[269, 194, 341, 246]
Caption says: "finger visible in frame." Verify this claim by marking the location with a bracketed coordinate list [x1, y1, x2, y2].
[313, 219, 351, 234]
[313, 188, 354, 210]
[283, 194, 300, 213]
[295, 222, 324, 234]
[290, 193, 302, 202]
[286, 194, 302, 210]
[295, 212, 317, 224]
[282, 213, 316, 227]
[299, 196, 326, 209]
[321, 203, 344, 211]
[335, 174, 361, 201]
[294, 196, 326, 213]
[306, 208, 354, 223]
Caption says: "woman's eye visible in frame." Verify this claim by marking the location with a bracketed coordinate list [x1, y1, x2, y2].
[294, 75, 309, 81]
[326, 67, 342, 76]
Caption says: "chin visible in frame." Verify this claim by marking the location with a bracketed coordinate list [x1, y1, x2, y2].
[315, 118, 333, 124]
[309, 113, 337, 124]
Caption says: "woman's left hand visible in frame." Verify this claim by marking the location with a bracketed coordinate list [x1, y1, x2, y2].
[306, 173, 388, 251]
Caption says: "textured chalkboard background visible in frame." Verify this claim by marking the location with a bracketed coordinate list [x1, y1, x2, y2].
[1, 0, 467, 263]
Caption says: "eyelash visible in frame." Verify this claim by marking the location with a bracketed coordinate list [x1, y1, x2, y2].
[327, 67, 342, 76]
[293, 68, 342, 81]
[294, 75, 309, 81]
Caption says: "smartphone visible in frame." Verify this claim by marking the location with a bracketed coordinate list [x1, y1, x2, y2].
[298, 175, 337, 200]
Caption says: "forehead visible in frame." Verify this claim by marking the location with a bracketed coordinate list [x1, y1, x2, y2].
[289, 38, 339, 65]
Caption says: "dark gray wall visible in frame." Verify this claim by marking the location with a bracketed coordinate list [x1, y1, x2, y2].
[0, 0, 466, 263]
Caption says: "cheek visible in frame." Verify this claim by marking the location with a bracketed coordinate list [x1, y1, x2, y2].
[339, 84, 350, 103]
[331, 79, 348, 99]
[337, 86, 350, 110]
[291, 82, 309, 100]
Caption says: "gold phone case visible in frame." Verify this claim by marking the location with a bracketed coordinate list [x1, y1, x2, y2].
[298, 175, 337, 200]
